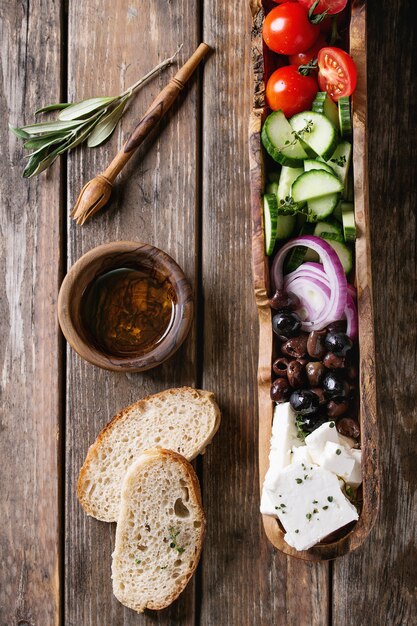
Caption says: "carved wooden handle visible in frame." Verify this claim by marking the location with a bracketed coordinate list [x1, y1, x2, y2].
[102, 43, 211, 182]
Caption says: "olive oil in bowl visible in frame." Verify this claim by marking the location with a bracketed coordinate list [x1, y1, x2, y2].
[81, 267, 176, 358]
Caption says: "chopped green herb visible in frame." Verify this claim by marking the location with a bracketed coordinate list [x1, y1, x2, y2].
[135, 558, 141, 565]
[323, 506, 329, 510]
[327, 496, 334, 502]
[306, 512, 312, 521]
[168, 527, 185, 555]
[329, 422, 335, 428]
[336, 449, 342, 455]
[295, 530, 299, 534]
[160, 565, 168, 570]
[295, 478, 303, 484]
[313, 500, 318, 504]
[313, 508, 319, 514]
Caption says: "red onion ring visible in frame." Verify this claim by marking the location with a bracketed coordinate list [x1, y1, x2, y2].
[345, 292, 358, 339]
[271, 235, 347, 331]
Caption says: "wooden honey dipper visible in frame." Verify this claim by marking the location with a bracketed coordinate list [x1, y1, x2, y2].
[71, 43, 211, 225]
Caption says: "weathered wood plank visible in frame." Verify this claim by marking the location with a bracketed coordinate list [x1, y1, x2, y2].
[333, 0, 417, 623]
[0, 1, 63, 624]
[65, 1, 200, 623]
[199, 1, 328, 623]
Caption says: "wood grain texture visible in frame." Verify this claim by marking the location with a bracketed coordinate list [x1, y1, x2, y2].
[333, 0, 417, 623]
[199, 1, 328, 623]
[65, 0, 199, 623]
[0, 1, 63, 624]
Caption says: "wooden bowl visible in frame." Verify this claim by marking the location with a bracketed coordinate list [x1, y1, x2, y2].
[249, 0, 380, 560]
[57, 241, 193, 372]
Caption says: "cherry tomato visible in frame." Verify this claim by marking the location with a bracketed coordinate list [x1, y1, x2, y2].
[288, 34, 326, 69]
[263, 3, 320, 56]
[297, 0, 348, 15]
[266, 65, 318, 117]
[317, 47, 357, 100]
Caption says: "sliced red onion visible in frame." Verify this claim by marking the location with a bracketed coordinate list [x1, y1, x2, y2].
[345, 292, 358, 339]
[271, 235, 347, 331]
[347, 283, 357, 300]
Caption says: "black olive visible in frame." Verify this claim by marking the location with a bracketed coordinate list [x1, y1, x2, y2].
[281, 333, 308, 358]
[306, 361, 326, 386]
[324, 332, 353, 357]
[289, 389, 320, 415]
[298, 413, 328, 434]
[269, 289, 299, 311]
[270, 378, 291, 402]
[322, 372, 350, 398]
[272, 311, 302, 340]
[307, 330, 327, 359]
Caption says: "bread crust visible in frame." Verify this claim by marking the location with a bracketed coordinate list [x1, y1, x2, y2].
[112, 448, 206, 613]
[77, 387, 220, 521]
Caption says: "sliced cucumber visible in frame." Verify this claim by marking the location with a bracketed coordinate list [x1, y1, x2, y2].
[289, 110, 339, 160]
[338, 97, 352, 139]
[321, 232, 353, 273]
[307, 193, 340, 221]
[277, 165, 304, 202]
[312, 92, 339, 129]
[266, 182, 279, 195]
[276, 214, 296, 240]
[344, 170, 354, 201]
[291, 169, 343, 203]
[313, 220, 342, 237]
[304, 159, 334, 174]
[263, 194, 278, 255]
[327, 140, 352, 188]
[341, 201, 356, 242]
[268, 171, 281, 183]
[333, 200, 343, 222]
[262, 111, 308, 167]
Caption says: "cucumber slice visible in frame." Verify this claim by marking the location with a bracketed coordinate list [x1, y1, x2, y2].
[276, 214, 296, 241]
[333, 200, 343, 222]
[304, 159, 334, 174]
[341, 201, 356, 242]
[344, 170, 354, 201]
[312, 92, 339, 129]
[266, 182, 279, 195]
[277, 165, 304, 202]
[289, 110, 339, 160]
[307, 193, 340, 221]
[338, 97, 352, 139]
[262, 111, 308, 167]
[313, 220, 342, 237]
[321, 232, 353, 273]
[263, 194, 278, 255]
[268, 171, 281, 183]
[291, 169, 343, 203]
[327, 140, 352, 187]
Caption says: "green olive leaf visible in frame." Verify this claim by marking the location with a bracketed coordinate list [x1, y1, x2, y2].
[24, 132, 70, 151]
[21, 119, 83, 135]
[58, 96, 117, 121]
[35, 103, 72, 115]
[87, 96, 129, 147]
[9, 124, 30, 139]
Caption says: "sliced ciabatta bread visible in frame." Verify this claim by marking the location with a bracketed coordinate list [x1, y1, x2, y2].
[111, 448, 205, 613]
[78, 387, 220, 522]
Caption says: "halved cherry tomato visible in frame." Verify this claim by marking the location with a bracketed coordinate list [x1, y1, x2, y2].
[263, 3, 320, 56]
[297, 0, 348, 15]
[266, 65, 318, 117]
[288, 34, 326, 69]
[317, 47, 357, 101]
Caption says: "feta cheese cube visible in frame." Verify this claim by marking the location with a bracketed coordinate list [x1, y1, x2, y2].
[305, 421, 355, 464]
[345, 448, 362, 488]
[264, 462, 359, 551]
[260, 488, 277, 516]
[291, 445, 313, 465]
[319, 441, 355, 480]
[268, 402, 302, 473]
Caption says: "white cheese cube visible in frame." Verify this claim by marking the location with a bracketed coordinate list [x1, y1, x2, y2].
[291, 445, 313, 465]
[260, 488, 277, 516]
[268, 402, 302, 473]
[320, 441, 355, 480]
[345, 448, 362, 488]
[265, 462, 359, 551]
[305, 421, 355, 464]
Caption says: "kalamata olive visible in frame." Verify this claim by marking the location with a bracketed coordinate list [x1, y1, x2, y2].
[336, 417, 360, 439]
[327, 399, 349, 418]
[322, 372, 350, 398]
[306, 361, 326, 386]
[272, 357, 290, 377]
[327, 320, 347, 333]
[298, 413, 328, 434]
[269, 289, 299, 311]
[323, 352, 345, 369]
[311, 387, 327, 405]
[307, 329, 327, 359]
[272, 311, 302, 340]
[287, 360, 307, 388]
[324, 332, 353, 357]
[281, 333, 308, 358]
[346, 365, 357, 381]
[270, 377, 291, 402]
[289, 389, 320, 415]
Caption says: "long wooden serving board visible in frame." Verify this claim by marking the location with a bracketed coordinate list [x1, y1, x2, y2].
[249, 0, 380, 561]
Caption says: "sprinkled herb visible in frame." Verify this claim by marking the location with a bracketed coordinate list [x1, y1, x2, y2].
[313, 508, 319, 514]
[295, 530, 299, 534]
[323, 506, 329, 510]
[329, 422, 335, 428]
[336, 449, 342, 455]
[331, 154, 347, 167]
[296, 478, 303, 484]
[135, 558, 141, 565]
[327, 496, 334, 502]
[313, 500, 318, 504]
[169, 528, 185, 555]
[160, 565, 168, 570]
[306, 512, 312, 521]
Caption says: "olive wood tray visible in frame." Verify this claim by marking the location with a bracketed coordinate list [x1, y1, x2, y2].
[249, 0, 380, 561]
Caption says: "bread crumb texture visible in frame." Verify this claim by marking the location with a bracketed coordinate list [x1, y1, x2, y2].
[111, 449, 205, 613]
[78, 387, 220, 522]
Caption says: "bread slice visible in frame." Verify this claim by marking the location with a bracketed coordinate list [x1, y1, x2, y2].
[111, 448, 205, 612]
[77, 387, 220, 522]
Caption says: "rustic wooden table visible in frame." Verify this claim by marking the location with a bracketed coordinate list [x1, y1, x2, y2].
[1, 1, 416, 625]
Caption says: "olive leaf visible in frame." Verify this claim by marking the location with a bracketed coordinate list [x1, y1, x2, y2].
[58, 96, 117, 121]
[10, 45, 182, 177]
[87, 96, 129, 147]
